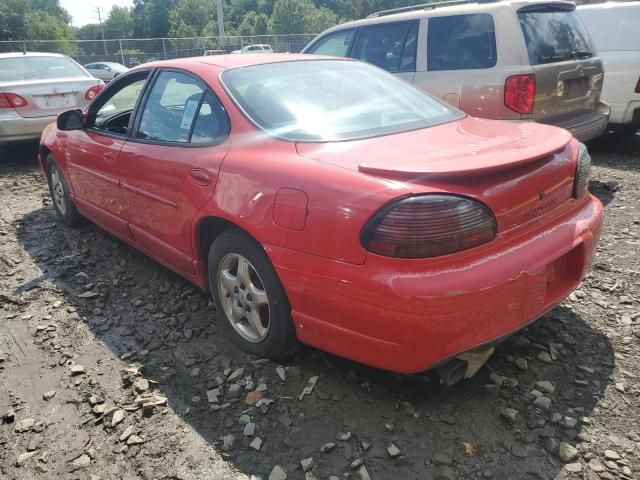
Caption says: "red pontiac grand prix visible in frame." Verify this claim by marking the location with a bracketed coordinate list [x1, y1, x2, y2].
[39, 54, 602, 380]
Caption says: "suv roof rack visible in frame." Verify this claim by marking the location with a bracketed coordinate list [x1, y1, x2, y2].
[367, 0, 499, 18]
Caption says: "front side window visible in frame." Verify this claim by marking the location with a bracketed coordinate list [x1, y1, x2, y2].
[137, 71, 205, 143]
[428, 14, 497, 71]
[518, 6, 594, 65]
[306, 29, 355, 57]
[352, 21, 419, 72]
[89, 73, 149, 135]
[222, 60, 463, 142]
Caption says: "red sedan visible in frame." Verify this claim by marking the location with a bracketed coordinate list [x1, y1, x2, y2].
[39, 54, 602, 379]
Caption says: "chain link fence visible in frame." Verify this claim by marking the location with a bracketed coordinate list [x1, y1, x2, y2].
[0, 34, 317, 67]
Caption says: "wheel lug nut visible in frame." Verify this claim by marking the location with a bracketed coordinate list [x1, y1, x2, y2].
[234, 286, 239, 294]
[246, 294, 253, 302]
[245, 305, 251, 312]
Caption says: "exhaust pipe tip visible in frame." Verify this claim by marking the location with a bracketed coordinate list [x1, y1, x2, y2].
[436, 358, 468, 386]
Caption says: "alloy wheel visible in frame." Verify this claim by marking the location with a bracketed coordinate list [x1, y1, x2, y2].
[217, 253, 271, 343]
[50, 166, 67, 215]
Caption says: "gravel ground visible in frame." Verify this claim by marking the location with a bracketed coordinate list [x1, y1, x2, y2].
[1, 134, 639, 480]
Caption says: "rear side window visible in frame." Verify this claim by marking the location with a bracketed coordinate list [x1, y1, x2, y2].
[518, 7, 594, 65]
[306, 29, 355, 57]
[427, 14, 497, 71]
[352, 21, 419, 72]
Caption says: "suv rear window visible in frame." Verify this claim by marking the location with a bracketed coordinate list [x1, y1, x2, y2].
[427, 14, 497, 71]
[352, 21, 419, 73]
[518, 6, 594, 65]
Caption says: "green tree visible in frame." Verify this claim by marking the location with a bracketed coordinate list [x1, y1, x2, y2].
[237, 11, 269, 36]
[307, 7, 337, 33]
[0, 0, 72, 41]
[268, 0, 313, 34]
[104, 6, 134, 39]
[268, 0, 337, 35]
[168, 0, 216, 37]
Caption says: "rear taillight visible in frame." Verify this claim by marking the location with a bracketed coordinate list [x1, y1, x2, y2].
[85, 84, 105, 101]
[0, 93, 28, 109]
[505, 74, 535, 114]
[574, 143, 591, 199]
[361, 195, 497, 259]
[635, 77, 640, 94]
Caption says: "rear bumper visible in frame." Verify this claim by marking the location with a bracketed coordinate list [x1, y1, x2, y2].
[267, 195, 603, 373]
[608, 101, 640, 128]
[0, 112, 56, 145]
[548, 102, 610, 142]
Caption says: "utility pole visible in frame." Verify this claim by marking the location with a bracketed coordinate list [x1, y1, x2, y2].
[96, 7, 108, 55]
[216, 0, 225, 46]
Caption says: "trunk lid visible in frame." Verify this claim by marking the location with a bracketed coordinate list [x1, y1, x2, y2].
[296, 117, 578, 232]
[0, 78, 99, 118]
[517, 3, 604, 123]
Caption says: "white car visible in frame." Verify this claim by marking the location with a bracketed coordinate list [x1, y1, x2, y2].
[84, 62, 128, 82]
[231, 44, 274, 54]
[578, 2, 640, 135]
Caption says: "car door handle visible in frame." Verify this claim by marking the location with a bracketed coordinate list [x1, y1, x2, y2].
[103, 152, 113, 160]
[189, 168, 211, 186]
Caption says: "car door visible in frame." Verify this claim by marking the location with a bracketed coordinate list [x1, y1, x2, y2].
[64, 70, 151, 239]
[119, 69, 231, 274]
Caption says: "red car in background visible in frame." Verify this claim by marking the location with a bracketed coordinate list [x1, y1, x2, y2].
[39, 54, 602, 382]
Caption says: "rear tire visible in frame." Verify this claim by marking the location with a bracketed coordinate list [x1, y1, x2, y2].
[208, 229, 298, 359]
[46, 155, 84, 227]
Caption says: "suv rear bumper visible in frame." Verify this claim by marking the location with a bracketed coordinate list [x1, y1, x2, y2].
[550, 102, 610, 142]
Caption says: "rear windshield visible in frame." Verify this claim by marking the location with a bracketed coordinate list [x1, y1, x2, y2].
[518, 6, 594, 65]
[0, 56, 89, 82]
[221, 60, 463, 142]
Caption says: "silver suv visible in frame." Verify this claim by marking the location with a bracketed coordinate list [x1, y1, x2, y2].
[303, 0, 610, 142]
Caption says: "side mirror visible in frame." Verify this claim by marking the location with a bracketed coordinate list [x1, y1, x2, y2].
[105, 66, 111, 72]
[57, 109, 84, 131]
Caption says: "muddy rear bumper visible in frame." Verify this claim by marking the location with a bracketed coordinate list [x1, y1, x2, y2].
[551, 102, 610, 142]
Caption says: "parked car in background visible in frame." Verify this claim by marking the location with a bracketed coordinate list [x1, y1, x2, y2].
[128, 58, 142, 68]
[39, 54, 602, 379]
[578, 2, 640, 135]
[84, 62, 128, 82]
[204, 49, 226, 56]
[303, 0, 610, 142]
[231, 44, 274, 54]
[0, 52, 104, 157]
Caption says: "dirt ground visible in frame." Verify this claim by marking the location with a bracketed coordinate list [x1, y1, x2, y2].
[1, 134, 639, 480]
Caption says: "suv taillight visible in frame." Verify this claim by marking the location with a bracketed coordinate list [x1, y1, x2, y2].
[574, 143, 591, 199]
[361, 195, 497, 259]
[0, 93, 28, 109]
[505, 74, 535, 114]
[85, 84, 105, 101]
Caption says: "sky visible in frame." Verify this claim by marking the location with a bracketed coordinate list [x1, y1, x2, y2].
[61, 0, 133, 27]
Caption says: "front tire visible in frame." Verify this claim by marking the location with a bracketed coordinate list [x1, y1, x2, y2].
[208, 229, 298, 359]
[46, 155, 84, 227]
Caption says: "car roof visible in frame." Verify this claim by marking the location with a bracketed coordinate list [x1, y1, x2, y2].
[319, 0, 574, 31]
[0, 52, 69, 59]
[577, 1, 640, 10]
[137, 53, 342, 71]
